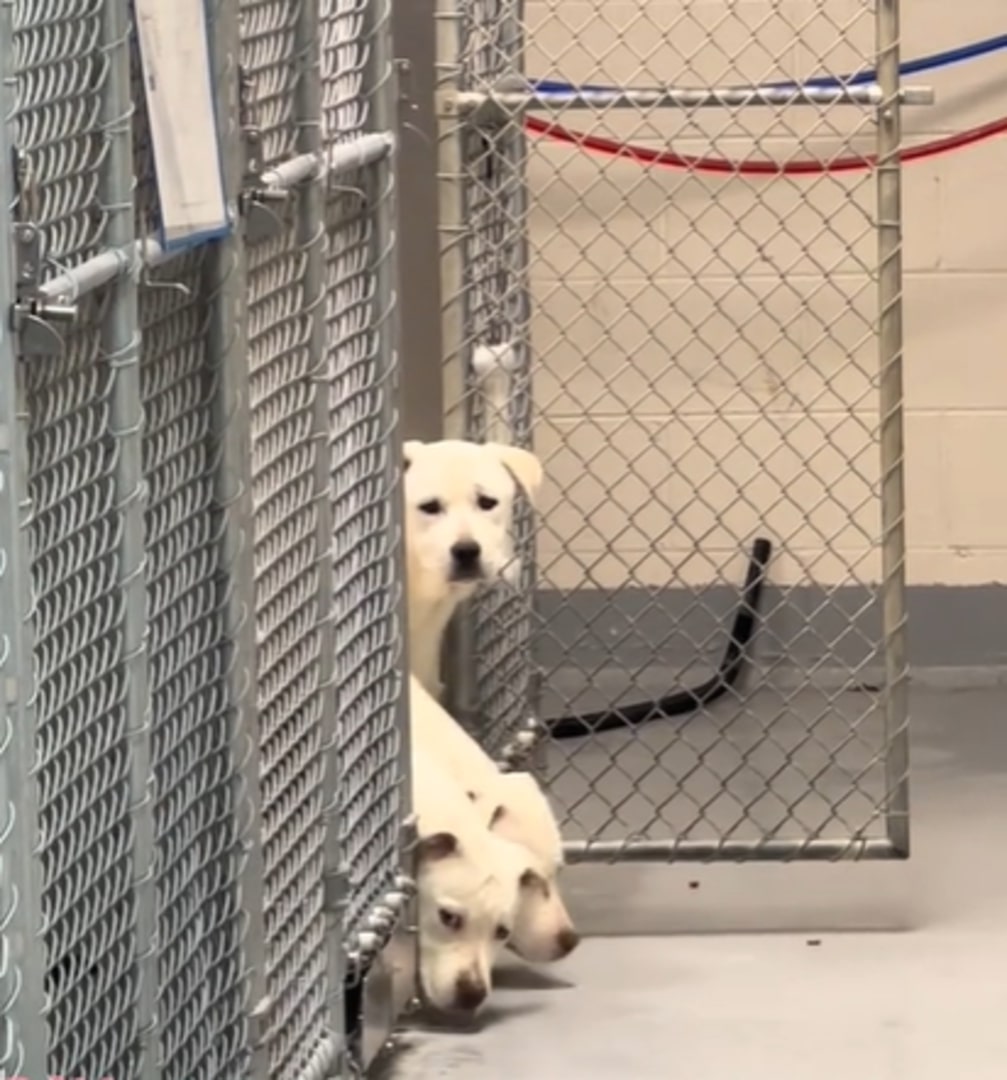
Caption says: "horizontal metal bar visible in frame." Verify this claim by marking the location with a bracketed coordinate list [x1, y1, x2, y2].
[563, 837, 902, 864]
[259, 150, 321, 189]
[456, 83, 934, 113]
[32, 132, 397, 305]
[325, 131, 396, 180]
[257, 133, 394, 191]
[37, 237, 171, 303]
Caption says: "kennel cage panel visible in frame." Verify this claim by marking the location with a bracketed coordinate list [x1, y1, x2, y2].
[0, 5, 47, 1074]
[133, 2, 267, 1077]
[320, 0, 412, 1018]
[2, 0, 157, 1074]
[437, 0, 912, 861]
[240, 0, 345, 1075]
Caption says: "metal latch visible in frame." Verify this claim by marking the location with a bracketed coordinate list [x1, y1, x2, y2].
[237, 65, 288, 242]
[10, 220, 75, 357]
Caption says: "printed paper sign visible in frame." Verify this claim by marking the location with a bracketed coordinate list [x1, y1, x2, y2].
[134, 0, 230, 248]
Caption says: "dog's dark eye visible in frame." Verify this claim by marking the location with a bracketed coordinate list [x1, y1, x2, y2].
[418, 499, 443, 516]
[476, 494, 498, 511]
[494, 925, 510, 942]
[439, 908, 464, 931]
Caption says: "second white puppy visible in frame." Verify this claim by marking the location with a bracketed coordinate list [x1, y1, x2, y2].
[411, 675, 579, 964]
[403, 438, 544, 700]
[410, 742, 525, 1016]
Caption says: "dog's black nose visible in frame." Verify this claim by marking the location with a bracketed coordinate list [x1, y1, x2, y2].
[556, 928, 580, 958]
[453, 975, 488, 1012]
[450, 540, 481, 569]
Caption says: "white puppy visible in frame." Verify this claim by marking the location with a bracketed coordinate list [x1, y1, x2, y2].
[411, 675, 579, 964]
[403, 438, 544, 699]
[410, 742, 527, 1016]
[410, 672, 500, 792]
[471, 772, 579, 964]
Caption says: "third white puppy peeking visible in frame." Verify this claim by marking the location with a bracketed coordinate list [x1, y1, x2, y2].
[402, 438, 544, 700]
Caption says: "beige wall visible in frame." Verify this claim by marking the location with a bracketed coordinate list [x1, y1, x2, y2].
[520, 0, 1007, 590]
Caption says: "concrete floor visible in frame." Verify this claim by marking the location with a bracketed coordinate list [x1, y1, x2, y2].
[383, 683, 1007, 1079]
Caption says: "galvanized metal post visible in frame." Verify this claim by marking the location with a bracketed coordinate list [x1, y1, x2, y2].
[432, 0, 479, 725]
[100, 0, 157, 1073]
[368, 0, 413, 875]
[204, 0, 271, 1075]
[0, 5, 47, 1074]
[294, 0, 344, 1072]
[392, 0, 446, 443]
[876, 0, 910, 858]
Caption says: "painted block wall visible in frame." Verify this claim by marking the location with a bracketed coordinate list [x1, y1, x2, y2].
[520, 0, 1007, 594]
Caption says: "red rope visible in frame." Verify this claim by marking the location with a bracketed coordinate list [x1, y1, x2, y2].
[524, 114, 1007, 175]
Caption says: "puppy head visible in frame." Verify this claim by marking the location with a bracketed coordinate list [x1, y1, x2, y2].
[414, 829, 521, 1016]
[402, 439, 544, 596]
[472, 791, 580, 965]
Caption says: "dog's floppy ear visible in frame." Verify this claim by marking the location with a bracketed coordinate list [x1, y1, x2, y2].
[403, 439, 424, 473]
[485, 443, 544, 505]
[519, 867, 551, 898]
[417, 831, 459, 862]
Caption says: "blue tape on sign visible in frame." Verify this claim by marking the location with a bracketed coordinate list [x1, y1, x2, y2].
[135, 0, 231, 251]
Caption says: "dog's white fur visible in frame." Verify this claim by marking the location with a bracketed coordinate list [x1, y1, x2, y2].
[410, 674, 579, 964]
[403, 439, 544, 699]
[410, 742, 526, 1015]
[471, 772, 578, 964]
[409, 672, 499, 791]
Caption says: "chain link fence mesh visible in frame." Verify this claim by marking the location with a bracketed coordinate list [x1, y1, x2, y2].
[133, 10, 255, 1076]
[439, 0, 909, 859]
[321, 0, 408, 963]
[242, 0, 409, 1073]
[14, 0, 145, 1074]
[240, 3, 336, 1075]
[0, 0, 409, 1074]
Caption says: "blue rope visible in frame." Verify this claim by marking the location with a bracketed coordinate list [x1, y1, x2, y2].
[530, 30, 1007, 94]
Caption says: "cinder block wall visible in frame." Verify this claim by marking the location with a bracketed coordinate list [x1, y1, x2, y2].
[521, 0, 1007, 648]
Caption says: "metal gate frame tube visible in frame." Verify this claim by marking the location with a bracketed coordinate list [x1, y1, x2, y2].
[0, 1, 46, 1069]
[456, 83, 935, 113]
[564, 836, 900, 864]
[877, 0, 911, 860]
[294, 0, 344, 1066]
[204, 0, 270, 1074]
[100, 0, 157, 1071]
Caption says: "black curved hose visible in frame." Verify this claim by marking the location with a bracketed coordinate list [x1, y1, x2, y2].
[545, 537, 773, 739]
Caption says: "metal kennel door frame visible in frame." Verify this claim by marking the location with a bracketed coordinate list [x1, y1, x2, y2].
[431, 0, 918, 876]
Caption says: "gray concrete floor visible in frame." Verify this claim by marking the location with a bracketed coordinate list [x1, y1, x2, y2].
[383, 683, 1007, 1079]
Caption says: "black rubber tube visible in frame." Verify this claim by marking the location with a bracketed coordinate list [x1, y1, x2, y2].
[544, 537, 773, 739]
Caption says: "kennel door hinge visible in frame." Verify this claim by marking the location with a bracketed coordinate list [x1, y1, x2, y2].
[9, 220, 76, 358]
[235, 65, 288, 243]
[323, 863, 351, 915]
[247, 993, 273, 1073]
[9, 147, 76, 356]
[237, 64, 264, 185]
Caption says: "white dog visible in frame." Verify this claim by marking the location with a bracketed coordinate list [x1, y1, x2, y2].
[411, 675, 579, 964]
[471, 772, 579, 964]
[410, 742, 527, 1015]
[403, 438, 544, 699]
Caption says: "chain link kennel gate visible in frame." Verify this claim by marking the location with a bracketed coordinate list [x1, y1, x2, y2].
[437, 0, 918, 866]
[0, 0, 411, 1076]
[0, 0, 267, 1075]
[240, 0, 412, 1073]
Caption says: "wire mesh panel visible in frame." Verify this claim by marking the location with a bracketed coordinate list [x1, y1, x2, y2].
[130, 8, 261, 1075]
[240, 3, 338, 1076]
[438, 0, 910, 860]
[321, 0, 409, 969]
[10, 0, 152, 1074]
